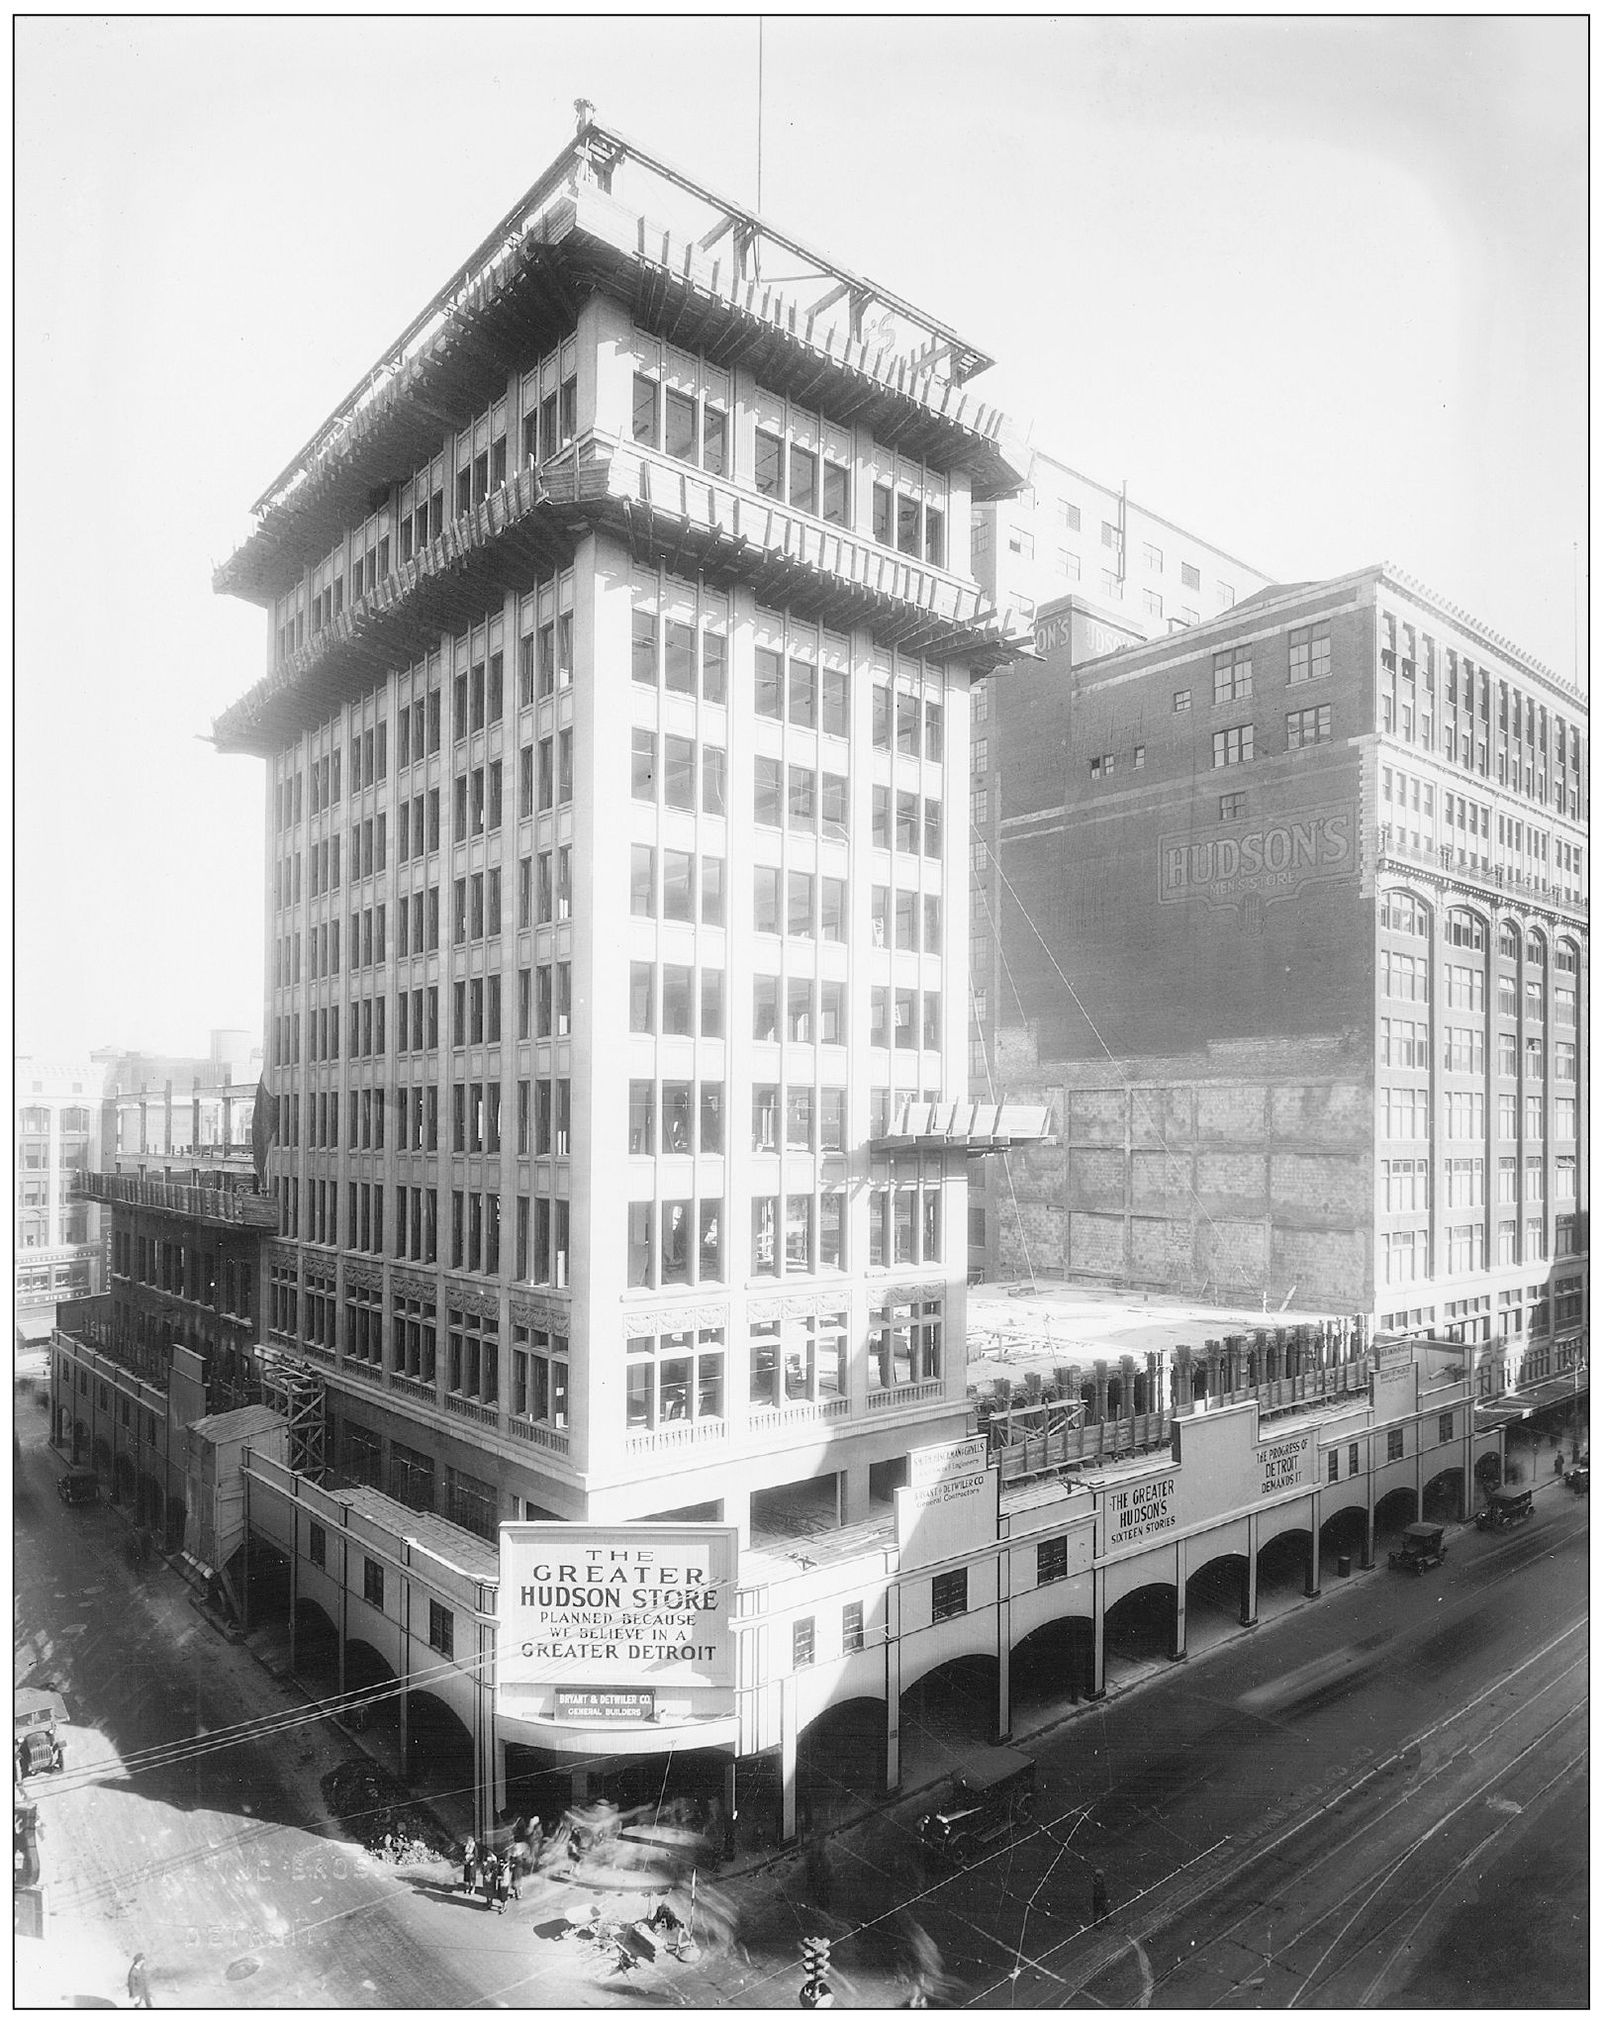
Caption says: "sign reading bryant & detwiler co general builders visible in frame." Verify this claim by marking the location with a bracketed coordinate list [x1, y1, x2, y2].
[497, 1524, 738, 1705]
[1101, 1471, 1178, 1553]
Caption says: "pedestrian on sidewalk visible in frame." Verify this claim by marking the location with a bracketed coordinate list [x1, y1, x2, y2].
[525, 1817, 544, 1873]
[495, 1853, 512, 1915]
[460, 1836, 477, 1894]
[480, 1851, 500, 1911]
[126, 1952, 154, 2008]
[1091, 1869, 1110, 1924]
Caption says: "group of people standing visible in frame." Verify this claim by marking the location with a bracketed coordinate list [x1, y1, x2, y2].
[458, 1819, 544, 1913]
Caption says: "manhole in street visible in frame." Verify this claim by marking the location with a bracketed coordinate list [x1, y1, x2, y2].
[225, 1957, 261, 1981]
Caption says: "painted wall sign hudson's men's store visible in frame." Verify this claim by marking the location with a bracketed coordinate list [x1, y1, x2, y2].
[1159, 805, 1356, 905]
[498, 1524, 738, 1698]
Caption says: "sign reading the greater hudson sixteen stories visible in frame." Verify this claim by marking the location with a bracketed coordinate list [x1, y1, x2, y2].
[498, 1523, 738, 1695]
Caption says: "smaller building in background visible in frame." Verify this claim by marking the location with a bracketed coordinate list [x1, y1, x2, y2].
[14, 1057, 112, 1337]
[969, 446, 1270, 638]
[15, 1033, 263, 1343]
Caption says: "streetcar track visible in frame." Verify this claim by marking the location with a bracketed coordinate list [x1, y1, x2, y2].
[1281, 1708, 1589, 2008]
[1350, 1742, 1588, 2007]
[960, 1617, 1587, 2006]
[1167, 1677, 1589, 2009]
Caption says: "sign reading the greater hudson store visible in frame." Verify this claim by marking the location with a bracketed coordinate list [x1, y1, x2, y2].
[1158, 804, 1357, 908]
[498, 1523, 737, 1695]
[1256, 1430, 1314, 1497]
[1102, 1471, 1178, 1552]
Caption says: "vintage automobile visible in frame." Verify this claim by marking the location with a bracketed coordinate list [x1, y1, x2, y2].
[13, 1797, 41, 1889]
[55, 1468, 99, 1506]
[916, 1746, 1037, 1866]
[1387, 1522, 1448, 1574]
[1475, 1485, 1535, 1532]
[1563, 1464, 1589, 1495]
[14, 1690, 68, 1779]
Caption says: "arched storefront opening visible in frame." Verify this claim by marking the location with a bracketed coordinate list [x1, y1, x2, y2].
[1374, 1486, 1418, 1540]
[1256, 1527, 1313, 1603]
[798, 1696, 886, 1823]
[899, 1653, 998, 1759]
[343, 1639, 400, 1739]
[292, 1598, 339, 1686]
[72, 1417, 89, 1463]
[91, 1434, 113, 1484]
[1421, 1466, 1464, 1524]
[1103, 1581, 1177, 1670]
[245, 1537, 292, 1628]
[1474, 1450, 1504, 1504]
[405, 1688, 474, 1799]
[590, 1744, 733, 1825]
[1318, 1505, 1368, 1580]
[136, 1475, 164, 1535]
[1186, 1553, 1251, 1637]
[1011, 1616, 1096, 1709]
[113, 1452, 137, 1508]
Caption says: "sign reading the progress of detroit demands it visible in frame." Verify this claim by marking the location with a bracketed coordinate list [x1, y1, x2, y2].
[1256, 1431, 1313, 1497]
[1158, 803, 1356, 908]
[1103, 1472, 1177, 1552]
[498, 1524, 737, 1697]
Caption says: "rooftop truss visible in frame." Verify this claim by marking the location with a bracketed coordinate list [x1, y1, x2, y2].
[216, 121, 1024, 603]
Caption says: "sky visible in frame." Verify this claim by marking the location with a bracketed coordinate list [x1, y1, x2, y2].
[13, 15, 1587, 1062]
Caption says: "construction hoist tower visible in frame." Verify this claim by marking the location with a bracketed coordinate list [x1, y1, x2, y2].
[253, 1345, 328, 1482]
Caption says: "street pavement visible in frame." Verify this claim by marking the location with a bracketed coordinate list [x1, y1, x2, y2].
[15, 1373, 1588, 2008]
[826, 1481, 1587, 2010]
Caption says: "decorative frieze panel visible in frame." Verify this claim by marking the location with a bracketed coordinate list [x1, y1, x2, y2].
[442, 1279, 499, 1321]
[621, 1301, 729, 1339]
[510, 1291, 572, 1333]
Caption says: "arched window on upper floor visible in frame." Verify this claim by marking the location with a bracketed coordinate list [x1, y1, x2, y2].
[1525, 929, 1548, 971]
[1445, 908, 1486, 951]
[1498, 919, 1521, 960]
[1380, 889, 1431, 938]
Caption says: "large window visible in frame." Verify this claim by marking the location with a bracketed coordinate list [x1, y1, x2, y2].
[625, 1327, 725, 1432]
[632, 355, 729, 476]
[867, 1296, 943, 1390]
[747, 1311, 846, 1411]
[932, 1570, 968, 1623]
[1287, 624, 1332, 684]
[1212, 725, 1253, 767]
[1286, 704, 1332, 749]
[1212, 649, 1252, 704]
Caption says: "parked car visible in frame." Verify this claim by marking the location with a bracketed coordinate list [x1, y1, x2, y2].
[12, 1798, 41, 1888]
[1564, 1464, 1589, 1495]
[55, 1468, 99, 1506]
[14, 1689, 68, 1780]
[917, 1746, 1037, 1866]
[1476, 1486, 1535, 1532]
[1388, 1522, 1448, 1574]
